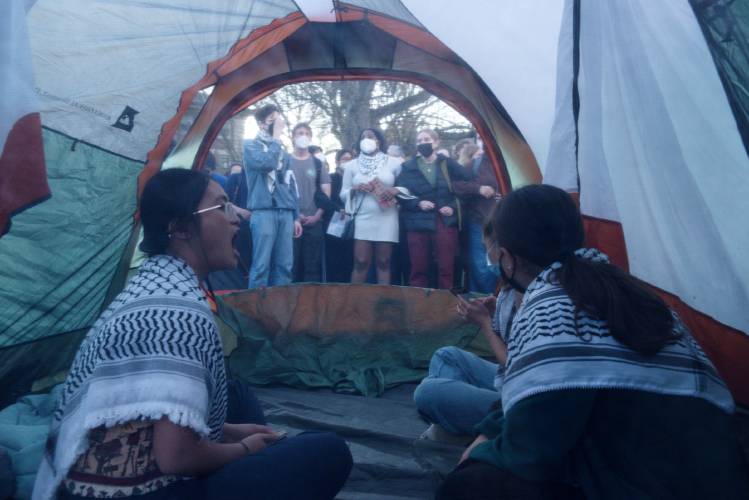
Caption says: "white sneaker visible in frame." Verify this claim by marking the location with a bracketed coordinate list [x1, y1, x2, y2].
[419, 424, 472, 445]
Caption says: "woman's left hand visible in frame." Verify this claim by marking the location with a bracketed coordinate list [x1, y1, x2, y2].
[439, 206, 454, 216]
[456, 295, 491, 326]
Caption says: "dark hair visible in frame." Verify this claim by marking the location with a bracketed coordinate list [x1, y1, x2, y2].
[489, 184, 677, 355]
[255, 104, 280, 124]
[139, 169, 210, 256]
[308, 145, 323, 155]
[292, 122, 312, 137]
[355, 128, 387, 154]
[335, 149, 353, 163]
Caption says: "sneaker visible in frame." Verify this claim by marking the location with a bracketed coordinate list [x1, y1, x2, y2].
[419, 424, 472, 446]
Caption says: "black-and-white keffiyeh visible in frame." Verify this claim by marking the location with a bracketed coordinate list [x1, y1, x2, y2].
[33, 255, 227, 500]
[500, 248, 734, 414]
[357, 151, 388, 178]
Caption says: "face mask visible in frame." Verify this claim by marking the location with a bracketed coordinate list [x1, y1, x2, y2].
[417, 143, 434, 158]
[486, 253, 501, 277]
[294, 135, 311, 149]
[360, 138, 377, 155]
[487, 245, 527, 293]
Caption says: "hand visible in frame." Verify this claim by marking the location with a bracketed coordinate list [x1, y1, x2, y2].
[303, 213, 321, 226]
[456, 295, 491, 327]
[476, 295, 497, 317]
[298, 215, 309, 226]
[478, 185, 495, 199]
[224, 423, 275, 442]
[293, 220, 303, 238]
[240, 432, 283, 454]
[419, 200, 435, 211]
[439, 206, 454, 216]
[235, 207, 251, 221]
[272, 115, 286, 139]
[460, 434, 489, 464]
[354, 182, 372, 193]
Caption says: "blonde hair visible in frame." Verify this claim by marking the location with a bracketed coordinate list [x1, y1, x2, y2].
[417, 128, 439, 142]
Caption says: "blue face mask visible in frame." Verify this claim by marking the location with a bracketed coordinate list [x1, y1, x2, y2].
[486, 252, 501, 277]
[486, 243, 527, 293]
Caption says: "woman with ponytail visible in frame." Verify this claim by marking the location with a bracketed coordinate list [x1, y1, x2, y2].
[437, 184, 749, 500]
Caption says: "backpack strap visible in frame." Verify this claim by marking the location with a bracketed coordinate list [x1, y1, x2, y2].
[439, 158, 462, 230]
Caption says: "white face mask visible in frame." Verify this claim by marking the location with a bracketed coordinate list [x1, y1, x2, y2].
[294, 135, 311, 150]
[360, 138, 377, 155]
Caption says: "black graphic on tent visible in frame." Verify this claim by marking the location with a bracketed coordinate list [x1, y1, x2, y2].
[112, 106, 139, 132]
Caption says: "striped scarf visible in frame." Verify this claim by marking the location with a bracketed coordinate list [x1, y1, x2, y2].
[501, 248, 734, 414]
[33, 255, 227, 500]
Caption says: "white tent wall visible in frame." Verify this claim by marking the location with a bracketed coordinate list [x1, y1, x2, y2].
[0, 0, 39, 155]
[402, 0, 564, 174]
[28, 0, 297, 161]
[571, 0, 749, 334]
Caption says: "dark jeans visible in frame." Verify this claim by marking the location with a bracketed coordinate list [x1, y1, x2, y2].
[293, 221, 324, 282]
[436, 459, 582, 500]
[60, 380, 352, 500]
[407, 217, 458, 289]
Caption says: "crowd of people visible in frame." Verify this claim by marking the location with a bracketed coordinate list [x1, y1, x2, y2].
[218, 104, 501, 293]
[31, 105, 749, 500]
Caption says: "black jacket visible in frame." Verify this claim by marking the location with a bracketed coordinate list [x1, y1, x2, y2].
[395, 155, 469, 232]
[226, 171, 248, 208]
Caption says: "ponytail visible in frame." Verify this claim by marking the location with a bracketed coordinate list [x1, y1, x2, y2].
[558, 256, 679, 355]
[492, 184, 680, 355]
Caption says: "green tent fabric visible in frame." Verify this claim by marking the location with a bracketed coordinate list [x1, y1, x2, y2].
[0, 385, 61, 500]
[691, 0, 749, 154]
[217, 284, 491, 397]
[0, 129, 142, 405]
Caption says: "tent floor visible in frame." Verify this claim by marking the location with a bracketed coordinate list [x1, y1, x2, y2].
[254, 384, 749, 500]
[253, 383, 465, 499]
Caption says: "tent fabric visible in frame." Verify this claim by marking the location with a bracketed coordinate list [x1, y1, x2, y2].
[546, 0, 749, 335]
[0, 129, 142, 348]
[691, 0, 749, 155]
[217, 284, 491, 397]
[1, 0, 749, 409]
[0, 0, 48, 235]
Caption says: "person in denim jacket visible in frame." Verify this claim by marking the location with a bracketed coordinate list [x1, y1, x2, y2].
[243, 104, 302, 288]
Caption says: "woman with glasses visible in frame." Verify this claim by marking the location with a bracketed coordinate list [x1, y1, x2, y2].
[34, 169, 352, 500]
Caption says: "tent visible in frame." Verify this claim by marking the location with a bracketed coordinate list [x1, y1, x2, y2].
[2, 0, 749, 427]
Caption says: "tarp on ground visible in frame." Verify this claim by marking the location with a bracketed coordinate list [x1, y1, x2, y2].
[217, 284, 490, 397]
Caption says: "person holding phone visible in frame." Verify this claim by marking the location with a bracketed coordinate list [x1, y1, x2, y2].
[414, 205, 517, 441]
[437, 184, 747, 500]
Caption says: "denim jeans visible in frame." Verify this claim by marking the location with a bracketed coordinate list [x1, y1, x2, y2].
[414, 346, 500, 436]
[466, 223, 497, 294]
[249, 209, 294, 288]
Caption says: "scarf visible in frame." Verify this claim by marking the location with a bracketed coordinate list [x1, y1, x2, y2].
[357, 151, 388, 178]
[256, 128, 286, 194]
[33, 255, 227, 500]
[500, 248, 734, 414]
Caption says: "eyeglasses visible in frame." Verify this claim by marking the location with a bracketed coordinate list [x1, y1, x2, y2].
[192, 202, 236, 217]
